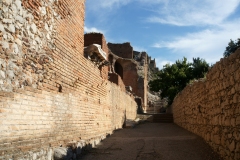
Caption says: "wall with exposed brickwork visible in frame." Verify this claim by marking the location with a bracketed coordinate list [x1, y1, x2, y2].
[84, 33, 109, 80]
[108, 42, 133, 59]
[0, 0, 137, 159]
[172, 50, 240, 160]
[0, 83, 137, 159]
[108, 73, 125, 91]
[84, 33, 109, 55]
[108, 48, 149, 108]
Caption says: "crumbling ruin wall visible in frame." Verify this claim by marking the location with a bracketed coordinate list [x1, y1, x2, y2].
[108, 42, 133, 59]
[84, 33, 108, 55]
[84, 33, 109, 80]
[172, 50, 240, 160]
[107, 46, 150, 108]
[0, 0, 137, 159]
[108, 72, 125, 91]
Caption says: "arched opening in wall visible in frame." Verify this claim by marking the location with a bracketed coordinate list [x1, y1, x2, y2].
[115, 62, 123, 79]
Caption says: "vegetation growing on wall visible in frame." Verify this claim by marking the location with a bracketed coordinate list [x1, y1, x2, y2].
[223, 38, 240, 57]
[149, 57, 209, 105]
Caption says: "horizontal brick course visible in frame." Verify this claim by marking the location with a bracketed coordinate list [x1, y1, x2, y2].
[0, 0, 137, 159]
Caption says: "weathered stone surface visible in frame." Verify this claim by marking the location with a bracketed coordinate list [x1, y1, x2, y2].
[15, 15, 24, 23]
[2, 41, 9, 49]
[14, 0, 22, 10]
[30, 23, 37, 34]
[6, 70, 15, 79]
[234, 153, 240, 160]
[0, 23, 4, 32]
[8, 24, 16, 33]
[54, 147, 68, 160]
[213, 135, 221, 145]
[15, 38, 22, 46]
[3, 0, 13, 6]
[2, 19, 13, 24]
[229, 141, 235, 152]
[0, 1, 140, 160]
[236, 116, 240, 125]
[173, 49, 240, 160]
[0, 70, 6, 79]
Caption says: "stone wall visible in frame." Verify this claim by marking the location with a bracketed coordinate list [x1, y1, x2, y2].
[107, 47, 149, 108]
[83, 33, 109, 80]
[108, 72, 125, 91]
[0, 83, 137, 159]
[172, 49, 240, 160]
[108, 42, 133, 59]
[84, 33, 109, 56]
[0, 0, 59, 92]
[0, 0, 137, 159]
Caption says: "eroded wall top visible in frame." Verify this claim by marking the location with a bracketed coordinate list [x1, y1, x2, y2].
[108, 42, 133, 59]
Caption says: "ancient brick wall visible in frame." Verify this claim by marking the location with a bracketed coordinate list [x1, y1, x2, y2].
[106, 44, 150, 108]
[172, 50, 240, 160]
[0, 83, 137, 159]
[84, 33, 109, 80]
[108, 42, 133, 59]
[108, 73, 125, 91]
[0, 0, 137, 159]
[84, 33, 109, 57]
[118, 60, 139, 97]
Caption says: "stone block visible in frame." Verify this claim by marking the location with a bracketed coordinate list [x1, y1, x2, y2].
[1, 41, 9, 50]
[236, 116, 240, 125]
[14, 0, 22, 10]
[2, 0, 13, 6]
[224, 118, 231, 126]
[0, 23, 4, 32]
[229, 140, 235, 152]
[15, 15, 24, 24]
[235, 142, 240, 152]
[233, 130, 240, 141]
[230, 118, 236, 126]
[213, 134, 221, 145]
[0, 70, 6, 79]
[221, 135, 225, 146]
[2, 19, 13, 24]
[8, 24, 15, 33]
[234, 153, 240, 160]
[30, 23, 37, 34]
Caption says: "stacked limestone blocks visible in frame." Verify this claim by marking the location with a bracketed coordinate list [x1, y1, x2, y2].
[172, 49, 240, 160]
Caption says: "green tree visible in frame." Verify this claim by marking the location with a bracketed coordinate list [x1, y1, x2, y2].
[192, 57, 209, 79]
[149, 57, 209, 105]
[223, 39, 240, 57]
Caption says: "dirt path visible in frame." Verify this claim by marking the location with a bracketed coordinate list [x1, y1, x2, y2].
[80, 123, 222, 160]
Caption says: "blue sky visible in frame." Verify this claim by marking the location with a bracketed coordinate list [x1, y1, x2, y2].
[84, 0, 240, 68]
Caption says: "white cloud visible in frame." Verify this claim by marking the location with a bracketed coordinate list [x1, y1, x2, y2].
[143, 0, 240, 26]
[153, 20, 240, 64]
[139, 0, 169, 5]
[86, 0, 132, 10]
[84, 26, 105, 34]
[132, 45, 147, 52]
[155, 58, 174, 69]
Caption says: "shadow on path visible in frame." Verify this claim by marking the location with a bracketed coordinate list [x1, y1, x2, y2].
[80, 123, 222, 160]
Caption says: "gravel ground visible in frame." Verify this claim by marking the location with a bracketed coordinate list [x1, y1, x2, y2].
[80, 123, 222, 160]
